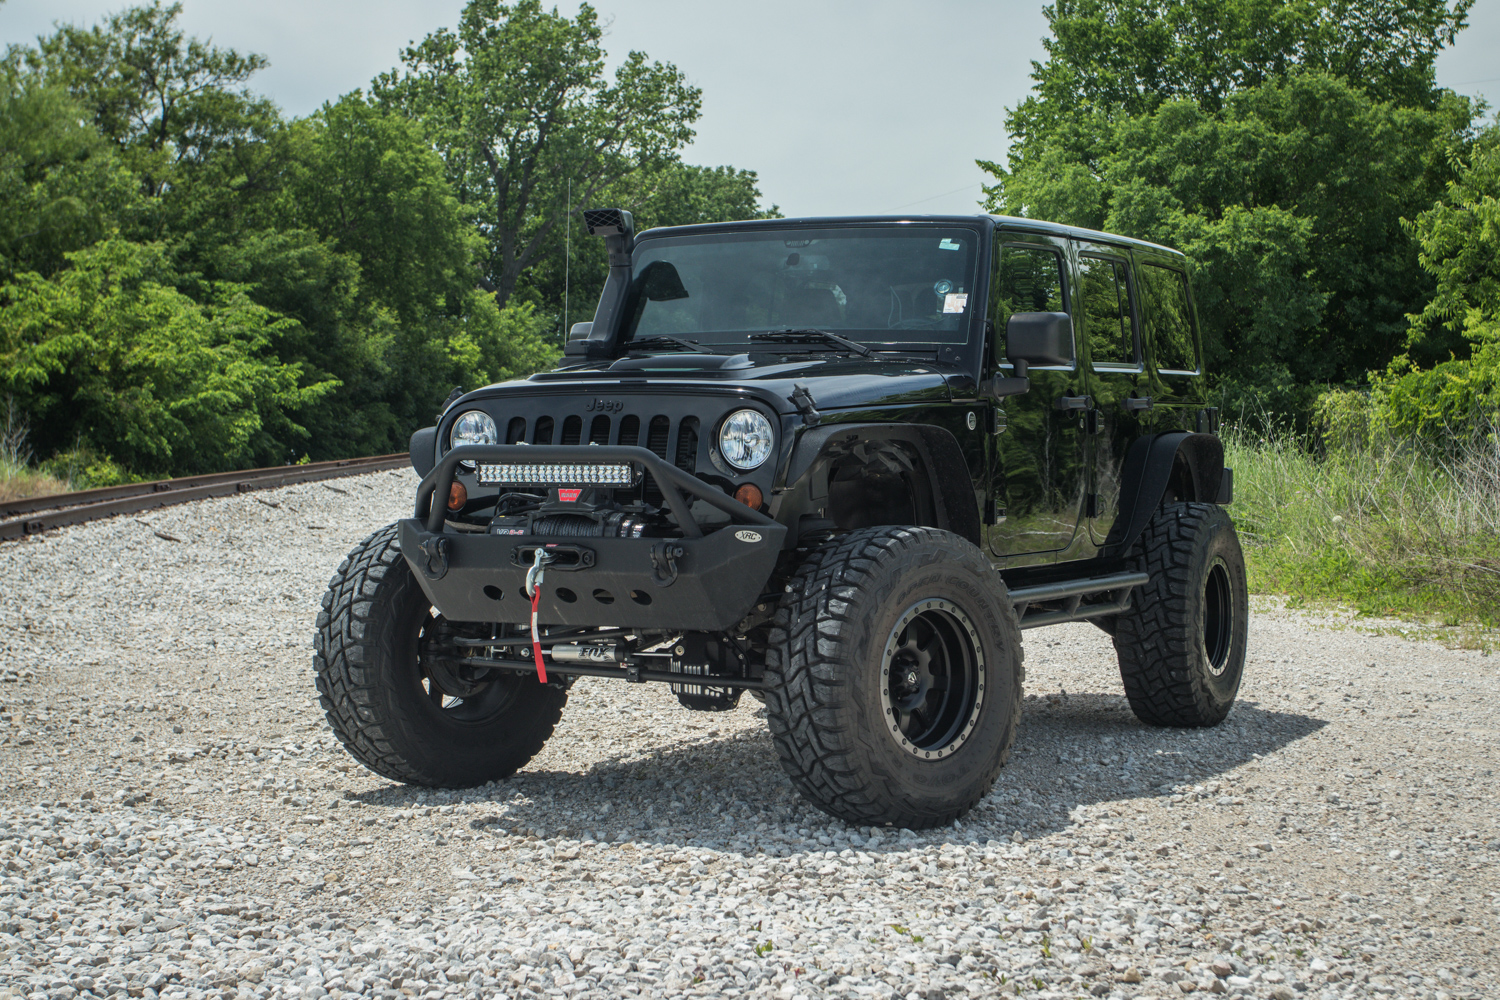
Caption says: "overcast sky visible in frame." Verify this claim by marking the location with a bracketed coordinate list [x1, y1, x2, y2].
[4, 0, 1498, 218]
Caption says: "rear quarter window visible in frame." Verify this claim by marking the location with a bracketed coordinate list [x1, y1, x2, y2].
[1139, 263, 1197, 373]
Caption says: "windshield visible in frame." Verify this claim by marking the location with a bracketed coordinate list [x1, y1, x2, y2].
[624, 226, 982, 347]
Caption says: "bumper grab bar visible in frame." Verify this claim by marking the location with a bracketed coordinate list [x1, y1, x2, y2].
[414, 444, 779, 537]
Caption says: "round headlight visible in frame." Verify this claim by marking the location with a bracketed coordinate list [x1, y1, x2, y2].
[718, 409, 774, 470]
[450, 410, 498, 448]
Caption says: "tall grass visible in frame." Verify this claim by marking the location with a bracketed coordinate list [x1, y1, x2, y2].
[1224, 422, 1500, 627]
[0, 396, 69, 503]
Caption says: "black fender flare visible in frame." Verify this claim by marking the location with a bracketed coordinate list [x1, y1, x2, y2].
[409, 426, 438, 477]
[1103, 431, 1224, 557]
[776, 422, 982, 548]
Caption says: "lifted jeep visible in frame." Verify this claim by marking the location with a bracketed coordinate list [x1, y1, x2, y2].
[314, 209, 1246, 829]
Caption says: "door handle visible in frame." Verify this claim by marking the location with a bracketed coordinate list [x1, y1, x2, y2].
[1124, 396, 1154, 411]
[1055, 395, 1091, 412]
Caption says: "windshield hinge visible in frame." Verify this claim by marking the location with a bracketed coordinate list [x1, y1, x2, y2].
[791, 384, 821, 426]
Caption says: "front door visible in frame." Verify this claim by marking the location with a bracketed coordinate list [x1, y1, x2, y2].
[986, 233, 1089, 564]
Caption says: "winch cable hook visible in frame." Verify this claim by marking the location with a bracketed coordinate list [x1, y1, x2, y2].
[525, 547, 556, 683]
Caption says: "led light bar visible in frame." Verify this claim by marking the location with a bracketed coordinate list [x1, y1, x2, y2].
[475, 462, 635, 487]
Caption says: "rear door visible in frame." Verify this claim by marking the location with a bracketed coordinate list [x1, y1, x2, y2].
[1072, 241, 1147, 547]
[1134, 253, 1206, 435]
[985, 231, 1089, 564]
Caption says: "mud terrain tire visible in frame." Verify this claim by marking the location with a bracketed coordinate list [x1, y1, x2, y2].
[1113, 502, 1248, 727]
[764, 526, 1024, 828]
[313, 523, 565, 787]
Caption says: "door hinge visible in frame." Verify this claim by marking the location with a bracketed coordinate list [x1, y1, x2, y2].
[1085, 493, 1099, 518]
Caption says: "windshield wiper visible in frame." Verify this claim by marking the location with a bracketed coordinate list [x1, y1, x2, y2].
[749, 328, 872, 357]
[625, 335, 712, 353]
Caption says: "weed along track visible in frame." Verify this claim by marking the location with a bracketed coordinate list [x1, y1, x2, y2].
[1, 472, 1496, 999]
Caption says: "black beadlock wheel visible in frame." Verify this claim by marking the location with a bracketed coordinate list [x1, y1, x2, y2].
[313, 523, 566, 787]
[1113, 502, 1249, 727]
[763, 526, 1024, 828]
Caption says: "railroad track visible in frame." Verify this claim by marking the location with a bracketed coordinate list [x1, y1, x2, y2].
[0, 453, 408, 542]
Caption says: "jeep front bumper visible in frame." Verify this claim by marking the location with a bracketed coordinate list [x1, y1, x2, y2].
[400, 444, 787, 632]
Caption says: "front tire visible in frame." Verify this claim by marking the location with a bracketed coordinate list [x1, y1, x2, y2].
[1113, 502, 1248, 727]
[313, 524, 566, 787]
[763, 526, 1024, 828]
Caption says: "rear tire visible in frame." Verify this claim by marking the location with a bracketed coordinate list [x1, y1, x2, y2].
[313, 523, 565, 787]
[763, 526, 1024, 828]
[1113, 502, 1248, 727]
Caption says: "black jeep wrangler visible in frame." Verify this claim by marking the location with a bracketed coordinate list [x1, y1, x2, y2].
[314, 210, 1246, 829]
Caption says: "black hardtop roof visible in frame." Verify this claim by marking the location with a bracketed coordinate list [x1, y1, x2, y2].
[634, 213, 1184, 259]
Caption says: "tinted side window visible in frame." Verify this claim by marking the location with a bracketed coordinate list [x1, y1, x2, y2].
[1140, 263, 1196, 372]
[992, 244, 1066, 325]
[1079, 256, 1135, 366]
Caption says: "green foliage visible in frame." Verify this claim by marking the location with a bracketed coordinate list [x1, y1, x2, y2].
[0, 70, 138, 281]
[1008, 0, 1470, 139]
[1225, 419, 1500, 628]
[374, 0, 703, 308]
[20, 0, 278, 208]
[1373, 126, 1500, 441]
[0, 1, 764, 479]
[282, 94, 482, 326]
[981, 0, 1481, 422]
[0, 238, 334, 475]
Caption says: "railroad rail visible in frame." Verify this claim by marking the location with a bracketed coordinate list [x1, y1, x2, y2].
[0, 454, 407, 542]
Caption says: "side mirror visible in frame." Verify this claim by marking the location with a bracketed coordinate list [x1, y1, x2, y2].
[562, 322, 594, 356]
[981, 312, 1075, 400]
[1006, 312, 1074, 375]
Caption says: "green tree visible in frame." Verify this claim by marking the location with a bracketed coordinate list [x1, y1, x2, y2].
[19, 0, 278, 212]
[0, 68, 138, 281]
[374, 0, 702, 309]
[981, 0, 1479, 409]
[1, 1, 568, 474]
[1374, 125, 1500, 439]
[1005, 0, 1472, 170]
[202, 94, 559, 457]
[0, 238, 333, 474]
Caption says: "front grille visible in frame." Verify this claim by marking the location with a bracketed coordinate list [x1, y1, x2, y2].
[462, 401, 729, 504]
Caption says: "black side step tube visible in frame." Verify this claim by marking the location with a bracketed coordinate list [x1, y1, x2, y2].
[1008, 571, 1148, 630]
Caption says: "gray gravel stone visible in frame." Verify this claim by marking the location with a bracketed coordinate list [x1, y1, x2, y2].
[0, 470, 1496, 999]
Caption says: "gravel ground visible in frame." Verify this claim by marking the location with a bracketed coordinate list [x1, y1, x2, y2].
[1, 469, 1496, 1000]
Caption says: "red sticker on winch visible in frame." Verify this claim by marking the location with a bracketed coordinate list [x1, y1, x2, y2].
[557, 488, 583, 502]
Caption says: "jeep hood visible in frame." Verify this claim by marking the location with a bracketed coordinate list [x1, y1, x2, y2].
[469, 352, 967, 412]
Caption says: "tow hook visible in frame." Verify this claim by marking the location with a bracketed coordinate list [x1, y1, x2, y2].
[418, 534, 450, 581]
[650, 541, 685, 587]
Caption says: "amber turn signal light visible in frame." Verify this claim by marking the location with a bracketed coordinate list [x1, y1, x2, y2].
[447, 481, 468, 511]
[734, 483, 763, 509]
